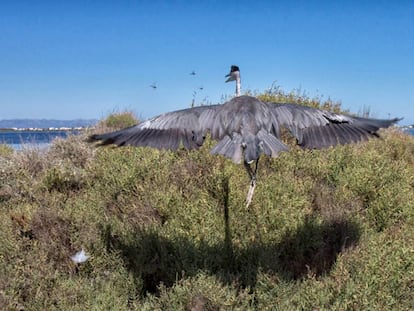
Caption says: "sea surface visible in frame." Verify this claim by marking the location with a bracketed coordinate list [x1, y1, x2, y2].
[0, 130, 80, 150]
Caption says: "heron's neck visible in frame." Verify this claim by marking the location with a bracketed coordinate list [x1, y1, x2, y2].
[235, 77, 241, 97]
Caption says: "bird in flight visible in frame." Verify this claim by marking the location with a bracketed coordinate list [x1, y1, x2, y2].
[190, 70, 196, 76]
[90, 65, 400, 207]
[149, 82, 157, 89]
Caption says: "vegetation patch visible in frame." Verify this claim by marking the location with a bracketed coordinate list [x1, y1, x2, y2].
[1, 90, 413, 310]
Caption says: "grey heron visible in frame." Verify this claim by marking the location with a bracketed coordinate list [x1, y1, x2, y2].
[89, 65, 400, 207]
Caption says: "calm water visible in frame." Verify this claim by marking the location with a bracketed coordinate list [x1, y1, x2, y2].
[0, 130, 80, 150]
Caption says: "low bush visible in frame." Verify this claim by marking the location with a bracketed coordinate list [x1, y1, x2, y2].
[1, 90, 413, 310]
[99, 110, 138, 130]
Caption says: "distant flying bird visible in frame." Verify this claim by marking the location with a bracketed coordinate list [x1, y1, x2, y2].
[190, 70, 196, 76]
[150, 82, 157, 89]
[198, 86, 204, 91]
[90, 65, 400, 207]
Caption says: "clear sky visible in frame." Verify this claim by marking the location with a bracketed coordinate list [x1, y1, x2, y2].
[1, 1, 413, 124]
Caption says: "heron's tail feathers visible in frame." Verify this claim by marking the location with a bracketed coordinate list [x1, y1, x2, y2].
[210, 131, 289, 164]
[257, 130, 289, 157]
[210, 134, 244, 164]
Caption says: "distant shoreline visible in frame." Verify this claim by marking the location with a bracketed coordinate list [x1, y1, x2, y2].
[0, 118, 98, 130]
[0, 127, 90, 132]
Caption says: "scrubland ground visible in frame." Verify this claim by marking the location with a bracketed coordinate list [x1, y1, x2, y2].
[1, 90, 413, 310]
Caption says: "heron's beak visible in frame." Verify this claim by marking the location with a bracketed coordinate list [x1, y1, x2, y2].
[225, 72, 236, 83]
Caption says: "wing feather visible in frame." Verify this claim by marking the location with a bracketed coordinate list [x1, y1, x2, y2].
[266, 102, 400, 149]
[89, 105, 223, 149]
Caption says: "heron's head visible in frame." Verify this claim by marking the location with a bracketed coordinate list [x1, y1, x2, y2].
[241, 135, 263, 164]
[225, 65, 240, 83]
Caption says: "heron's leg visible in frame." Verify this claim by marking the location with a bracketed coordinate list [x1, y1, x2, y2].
[245, 158, 259, 208]
[253, 157, 259, 177]
[244, 161, 254, 180]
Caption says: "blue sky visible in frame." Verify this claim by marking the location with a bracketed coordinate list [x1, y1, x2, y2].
[1, 1, 413, 124]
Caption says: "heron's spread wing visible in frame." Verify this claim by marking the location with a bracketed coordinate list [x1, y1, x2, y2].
[89, 97, 400, 157]
[266, 103, 400, 149]
[89, 105, 222, 150]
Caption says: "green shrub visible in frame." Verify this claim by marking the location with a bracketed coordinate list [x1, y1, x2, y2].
[102, 111, 138, 129]
[42, 165, 86, 193]
[0, 144, 13, 157]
